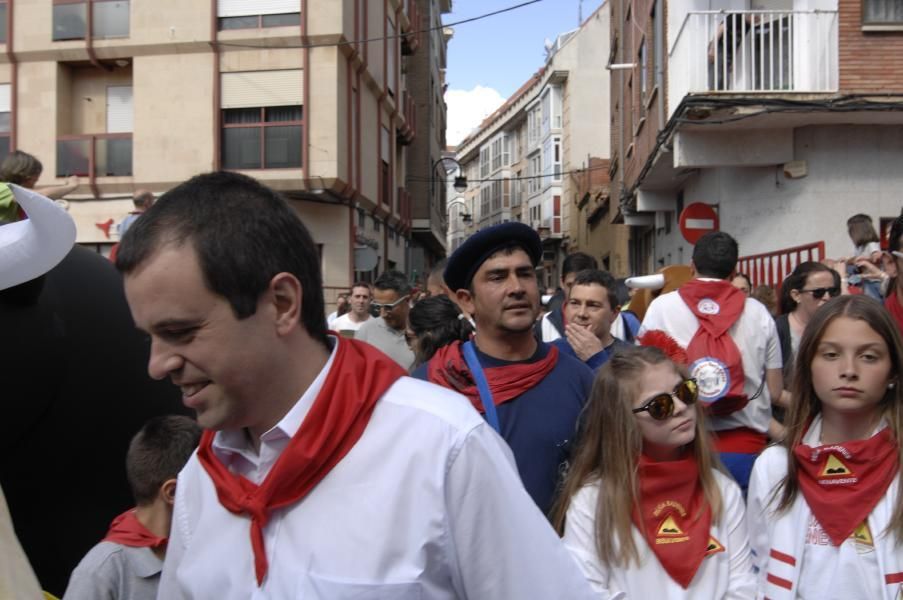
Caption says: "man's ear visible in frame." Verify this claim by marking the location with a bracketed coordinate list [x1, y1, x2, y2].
[269, 272, 303, 335]
[160, 478, 177, 506]
[456, 288, 476, 317]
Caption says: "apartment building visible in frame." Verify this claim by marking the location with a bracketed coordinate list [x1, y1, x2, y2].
[612, 0, 903, 282]
[453, 3, 629, 287]
[0, 0, 450, 297]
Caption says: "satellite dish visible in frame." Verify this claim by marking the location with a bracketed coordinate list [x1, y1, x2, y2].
[354, 246, 378, 272]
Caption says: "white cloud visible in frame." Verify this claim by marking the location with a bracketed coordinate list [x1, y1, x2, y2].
[445, 85, 506, 146]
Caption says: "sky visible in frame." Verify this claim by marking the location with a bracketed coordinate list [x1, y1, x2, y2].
[443, 0, 605, 145]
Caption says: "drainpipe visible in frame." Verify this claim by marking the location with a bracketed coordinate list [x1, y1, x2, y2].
[211, 0, 220, 170]
[6, 0, 16, 151]
[655, 0, 664, 127]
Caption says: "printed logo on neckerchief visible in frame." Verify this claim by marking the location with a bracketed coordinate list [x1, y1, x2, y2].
[653, 501, 690, 545]
[705, 536, 725, 557]
[810, 446, 858, 485]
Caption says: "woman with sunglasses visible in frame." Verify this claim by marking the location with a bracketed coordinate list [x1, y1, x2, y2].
[552, 345, 756, 598]
[774, 263, 843, 415]
[747, 295, 903, 599]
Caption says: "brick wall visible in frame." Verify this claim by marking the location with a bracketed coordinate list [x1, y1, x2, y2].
[839, 0, 903, 92]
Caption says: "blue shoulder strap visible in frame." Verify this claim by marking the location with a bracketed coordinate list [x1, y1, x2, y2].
[461, 341, 501, 433]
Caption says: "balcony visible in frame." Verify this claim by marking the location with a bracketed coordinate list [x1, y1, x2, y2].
[57, 134, 132, 177]
[668, 10, 838, 115]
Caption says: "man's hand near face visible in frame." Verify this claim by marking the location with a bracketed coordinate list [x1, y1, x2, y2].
[564, 322, 603, 362]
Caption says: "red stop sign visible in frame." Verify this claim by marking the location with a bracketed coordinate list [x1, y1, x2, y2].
[679, 203, 719, 244]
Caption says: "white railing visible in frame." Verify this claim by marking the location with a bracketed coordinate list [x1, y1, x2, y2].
[669, 10, 838, 113]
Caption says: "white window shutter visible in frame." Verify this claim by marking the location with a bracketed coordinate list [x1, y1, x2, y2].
[221, 70, 303, 108]
[217, 0, 300, 17]
[106, 85, 133, 133]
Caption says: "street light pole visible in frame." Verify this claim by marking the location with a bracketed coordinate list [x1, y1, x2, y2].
[431, 156, 468, 197]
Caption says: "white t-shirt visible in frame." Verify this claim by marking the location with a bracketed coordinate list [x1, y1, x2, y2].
[638, 285, 783, 433]
[795, 419, 883, 600]
[562, 470, 756, 599]
[331, 312, 369, 333]
[158, 338, 597, 600]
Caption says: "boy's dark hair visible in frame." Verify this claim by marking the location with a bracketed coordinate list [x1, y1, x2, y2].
[374, 270, 413, 295]
[127, 416, 201, 506]
[562, 252, 598, 278]
[692, 232, 738, 280]
[571, 269, 619, 310]
[115, 171, 329, 349]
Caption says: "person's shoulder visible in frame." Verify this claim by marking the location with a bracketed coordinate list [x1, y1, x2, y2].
[751, 444, 789, 481]
[553, 344, 593, 375]
[70, 541, 127, 575]
[378, 376, 485, 433]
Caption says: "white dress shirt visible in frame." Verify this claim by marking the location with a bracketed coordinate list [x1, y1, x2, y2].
[157, 338, 596, 599]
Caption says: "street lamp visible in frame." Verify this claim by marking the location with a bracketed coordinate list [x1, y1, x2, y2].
[461, 212, 472, 223]
[432, 156, 467, 195]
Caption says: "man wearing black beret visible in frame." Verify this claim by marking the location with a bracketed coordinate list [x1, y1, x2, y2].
[413, 222, 594, 515]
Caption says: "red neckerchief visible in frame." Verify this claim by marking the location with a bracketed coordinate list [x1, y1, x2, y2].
[794, 425, 898, 546]
[886, 291, 903, 335]
[102, 508, 167, 550]
[426, 340, 559, 412]
[197, 337, 405, 586]
[632, 453, 712, 589]
[678, 280, 747, 417]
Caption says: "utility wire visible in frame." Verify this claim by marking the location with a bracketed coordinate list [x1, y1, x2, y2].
[409, 161, 612, 185]
[215, 0, 544, 50]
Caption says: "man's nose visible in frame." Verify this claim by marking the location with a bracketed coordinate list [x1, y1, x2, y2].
[147, 338, 183, 381]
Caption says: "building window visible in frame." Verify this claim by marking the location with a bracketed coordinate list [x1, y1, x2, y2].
[639, 39, 648, 107]
[864, 0, 903, 24]
[373, 216, 380, 232]
[222, 105, 303, 170]
[0, 2, 7, 44]
[217, 0, 300, 30]
[358, 208, 365, 228]
[0, 83, 9, 163]
[53, 0, 129, 41]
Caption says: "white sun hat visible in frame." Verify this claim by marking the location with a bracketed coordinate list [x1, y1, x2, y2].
[0, 183, 77, 291]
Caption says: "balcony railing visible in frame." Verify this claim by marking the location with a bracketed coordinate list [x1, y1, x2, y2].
[737, 240, 825, 289]
[668, 10, 838, 113]
[57, 133, 132, 177]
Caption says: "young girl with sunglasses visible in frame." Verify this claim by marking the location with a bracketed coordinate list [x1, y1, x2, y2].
[552, 345, 756, 598]
[747, 295, 903, 599]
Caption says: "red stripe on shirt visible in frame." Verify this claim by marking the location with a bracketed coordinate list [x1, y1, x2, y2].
[885, 572, 903, 584]
[769, 548, 797, 566]
[767, 573, 793, 590]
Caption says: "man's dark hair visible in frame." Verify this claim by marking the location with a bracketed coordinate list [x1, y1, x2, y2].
[126, 416, 201, 506]
[350, 281, 371, 294]
[571, 269, 619, 310]
[889, 210, 903, 254]
[692, 232, 739, 279]
[374, 270, 413, 295]
[562, 252, 598, 278]
[408, 295, 473, 366]
[115, 171, 328, 348]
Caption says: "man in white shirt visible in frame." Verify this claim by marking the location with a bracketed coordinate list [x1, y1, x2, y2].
[638, 231, 783, 494]
[115, 171, 596, 600]
[331, 282, 371, 333]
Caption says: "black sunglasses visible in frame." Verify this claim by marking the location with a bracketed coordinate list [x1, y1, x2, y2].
[632, 379, 698, 421]
[800, 287, 840, 300]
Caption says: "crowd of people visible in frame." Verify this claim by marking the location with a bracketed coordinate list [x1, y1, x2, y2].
[3, 168, 903, 600]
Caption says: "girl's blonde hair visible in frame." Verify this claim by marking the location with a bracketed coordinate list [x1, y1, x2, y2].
[551, 345, 723, 567]
[773, 295, 903, 542]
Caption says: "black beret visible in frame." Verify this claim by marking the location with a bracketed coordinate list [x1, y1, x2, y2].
[444, 222, 543, 291]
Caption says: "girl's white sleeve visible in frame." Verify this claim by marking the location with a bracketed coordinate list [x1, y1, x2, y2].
[561, 484, 624, 599]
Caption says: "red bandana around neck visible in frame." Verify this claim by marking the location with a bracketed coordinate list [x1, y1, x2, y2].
[102, 508, 167, 550]
[426, 339, 558, 412]
[196, 337, 405, 586]
[794, 425, 898, 546]
[678, 280, 747, 417]
[632, 453, 712, 589]
[885, 291, 903, 336]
